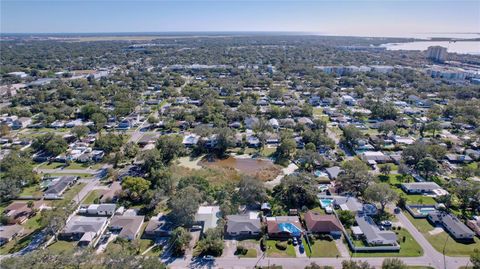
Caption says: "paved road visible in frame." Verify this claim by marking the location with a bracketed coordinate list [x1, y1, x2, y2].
[35, 168, 98, 174]
[165, 255, 443, 269]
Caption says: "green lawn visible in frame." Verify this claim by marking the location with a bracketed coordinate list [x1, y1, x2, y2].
[47, 240, 77, 253]
[352, 228, 423, 257]
[237, 248, 258, 258]
[302, 238, 339, 257]
[19, 185, 43, 197]
[24, 212, 43, 231]
[82, 190, 102, 204]
[266, 240, 296, 258]
[406, 215, 480, 256]
[39, 162, 66, 169]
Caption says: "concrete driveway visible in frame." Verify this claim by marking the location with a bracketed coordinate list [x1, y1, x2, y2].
[222, 240, 237, 257]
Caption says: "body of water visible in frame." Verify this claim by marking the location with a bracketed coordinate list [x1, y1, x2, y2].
[381, 41, 480, 55]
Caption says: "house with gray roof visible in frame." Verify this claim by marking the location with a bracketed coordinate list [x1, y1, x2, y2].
[325, 166, 342, 180]
[143, 213, 173, 238]
[59, 216, 108, 246]
[43, 176, 78, 199]
[109, 215, 144, 240]
[226, 213, 261, 238]
[401, 182, 448, 196]
[427, 212, 475, 241]
[78, 204, 116, 216]
[355, 215, 397, 246]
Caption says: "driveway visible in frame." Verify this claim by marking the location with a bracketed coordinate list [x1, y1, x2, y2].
[222, 240, 237, 257]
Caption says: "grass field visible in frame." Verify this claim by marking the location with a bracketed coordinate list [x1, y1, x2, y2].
[266, 240, 296, 258]
[82, 190, 103, 204]
[406, 214, 480, 256]
[47, 240, 77, 253]
[19, 185, 43, 197]
[302, 239, 339, 257]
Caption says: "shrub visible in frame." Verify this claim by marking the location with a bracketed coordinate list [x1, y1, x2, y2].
[307, 234, 315, 244]
[287, 238, 293, 245]
[260, 238, 266, 252]
[235, 245, 247, 255]
[275, 241, 288, 250]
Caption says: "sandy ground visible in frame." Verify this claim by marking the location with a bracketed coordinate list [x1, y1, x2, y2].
[177, 156, 204, 170]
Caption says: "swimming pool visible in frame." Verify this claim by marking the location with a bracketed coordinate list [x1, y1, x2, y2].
[418, 208, 436, 215]
[320, 199, 334, 209]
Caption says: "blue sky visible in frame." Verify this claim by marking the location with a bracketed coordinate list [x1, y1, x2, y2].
[1, 0, 478, 37]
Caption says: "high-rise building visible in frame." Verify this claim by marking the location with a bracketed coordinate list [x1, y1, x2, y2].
[426, 46, 447, 63]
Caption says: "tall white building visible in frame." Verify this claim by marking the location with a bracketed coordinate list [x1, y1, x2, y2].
[426, 46, 447, 63]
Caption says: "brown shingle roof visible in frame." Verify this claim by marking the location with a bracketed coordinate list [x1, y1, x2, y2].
[304, 211, 342, 233]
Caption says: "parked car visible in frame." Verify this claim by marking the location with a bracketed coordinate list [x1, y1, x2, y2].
[203, 255, 215, 261]
[299, 244, 305, 253]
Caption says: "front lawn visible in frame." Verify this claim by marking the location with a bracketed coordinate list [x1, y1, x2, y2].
[47, 240, 77, 253]
[265, 240, 296, 258]
[53, 183, 86, 206]
[24, 211, 43, 231]
[82, 190, 102, 204]
[302, 238, 339, 257]
[352, 228, 423, 257]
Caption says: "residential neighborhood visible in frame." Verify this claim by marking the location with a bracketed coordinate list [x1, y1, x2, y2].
[0, 31, 480, 269]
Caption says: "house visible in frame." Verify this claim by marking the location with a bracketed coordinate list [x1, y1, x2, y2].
[182, 134, 200, 147]
[428, 212, 474, 241]
[194, 206, 221, 232]
[43, 176, 78, 199]
[117, 119, 132, 130]
[445, 154, 473, 164]
[401, 182, 448, 196]
[100, 181, 122, 203]
[297, 117, 314, 127]
[3, 201, 45, 224]
[467, 218, 480, 237]
[360, 151, 392, 165]
[109, 215, 144, 240]
[79, 204, 116, 216]
[11, 117, 31, 130]
[266, 216, 303, 238]
[355, 215, 397, 246]
[304, 211, 342, 238]
[0, 225, 24, 246]
[244, 117, 259, 129]
[331, 196, 363, 212]
[59, 216, 108, 246]
[325, 166, 342, 180]
[143, 213, 173, 238]
[226, 213, 262, 238]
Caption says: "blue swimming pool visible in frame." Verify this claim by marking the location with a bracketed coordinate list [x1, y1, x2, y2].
[320, 199, 334, 209]
[418, 208, 436, 215]
[278, 223, 302, 237]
